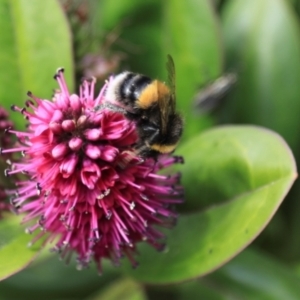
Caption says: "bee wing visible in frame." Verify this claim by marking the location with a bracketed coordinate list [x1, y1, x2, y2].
[158, 55, 176, 134]
[166, 54, 176, 114]
[158, 88, 171, 134]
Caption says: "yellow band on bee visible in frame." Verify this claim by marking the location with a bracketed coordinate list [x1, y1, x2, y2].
[150, 143, 177, 154]
[137, 80, 170, 109]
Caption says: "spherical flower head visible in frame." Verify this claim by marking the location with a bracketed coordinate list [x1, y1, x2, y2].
[2, 69, 184, 272]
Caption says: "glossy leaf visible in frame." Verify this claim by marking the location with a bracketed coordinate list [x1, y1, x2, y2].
[173, 280, 226, 300]
[86, 278, 146, 300]
[0, 215, 44, 281]
[179, 126, 297, 211]
[147, 280, 226, 300]
[122, 126, 296, 284]
[221, 0, 300, 152]
[207, 248, 300, 300]
[0, 0, 74, 128]
[150, 248, 300, 299]
[0, 254, 119, 300]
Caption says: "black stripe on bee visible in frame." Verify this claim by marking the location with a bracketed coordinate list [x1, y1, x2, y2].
[120, 73, 152, 104]
[119, 73, 135, 100]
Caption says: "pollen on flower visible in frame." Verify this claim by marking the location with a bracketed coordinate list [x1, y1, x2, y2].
[1, 69, 184, 273]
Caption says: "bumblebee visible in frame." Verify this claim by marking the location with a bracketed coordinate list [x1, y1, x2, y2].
[103, 55, 183, 159]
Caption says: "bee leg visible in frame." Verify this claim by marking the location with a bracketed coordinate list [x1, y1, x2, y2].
[117, 140, 153, 169]
[94, 102, 127, 114]
[117, 150, 144, 169]
[134, 128, 160, 156]
[118, 128, 159, 168]
[133, 142, 151, 156]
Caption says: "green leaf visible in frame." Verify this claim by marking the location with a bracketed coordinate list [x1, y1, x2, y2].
[86, 278, 146, 300]
[220, 0, 300, 152]
[207, 248, 300, 300]
[93, 0, 142, 33]
[0, 254, 120, 300]
[92, 0, 165, 79]
[174, 281, 225, 300]
[122, 126, 296, 284]
[179, 126, 296, 211]
[164, 0, 223, 141]
[0, 215, 44, 281]
[0, 0, 74, 128]
[147, 280, 226, 300]
[150, 248, 300, 299]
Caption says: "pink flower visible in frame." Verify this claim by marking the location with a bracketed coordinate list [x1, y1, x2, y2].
[2, 69, 183, 273]
[0, 106, 15, 217]
[0, 107, 14, 151]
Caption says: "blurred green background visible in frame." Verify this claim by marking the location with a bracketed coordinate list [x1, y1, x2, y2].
[1, 0, 300, 299]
